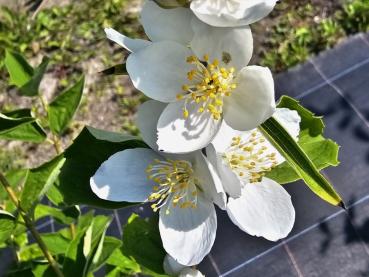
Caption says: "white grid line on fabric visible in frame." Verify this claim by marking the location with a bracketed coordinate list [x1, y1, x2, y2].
[282, 241, 304, 277]
[220, 194, 369, 277]
[309, 59, 369, 130]
[207, 254, 222, 276]
[359, 33, 369, 47]
[296, 57, 369, 100]
[114, 210, 123, 237]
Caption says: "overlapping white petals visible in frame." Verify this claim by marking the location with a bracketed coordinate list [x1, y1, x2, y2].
[136, 100, 167, 151]
[223, 66, 276, 131]
[157, 100, 221, 153]
[141, 1, 194, 45]
[227, 178, 295, 241]
[206, 144, 242, 198]
[90, 148, 162, 202]
[191, 151, 226, 209]
[127, 41, 193, 102]
[104, 28, 151, 53]
[159, 196, 217, 266]
[190, 0, 277, 27]
[190, 18, 253, 70]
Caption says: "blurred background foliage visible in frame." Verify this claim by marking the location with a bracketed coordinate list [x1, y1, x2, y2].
[0, 0, 368, 171]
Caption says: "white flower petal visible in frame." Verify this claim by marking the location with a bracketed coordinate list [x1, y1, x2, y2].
[190, 0, 277, 27]
[127, 41, 193, 102]
[206, 144, 242, 198]
[179, 268, 205, 277]
[191, 151, 226, 210]
[157, 100, 221, 153]
[190, 18, 253, 70]
[90, 148, 162, 202]
[104, 28, 151, 53]
[223, 66, 276, 131]
[136, 100, 167, 151]
[159, 197, 217, 266]
[274, 108, 301, 140]
[227, 177, 295, 241]
[141, 1, 194, 45]
[210, 120, 243, 153]
[163, 254, 187, 276]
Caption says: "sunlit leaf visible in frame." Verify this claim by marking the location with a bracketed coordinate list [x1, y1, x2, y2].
[267, 96, 340, 184]
[48, 76, 84, 134]
[20, 156, 66, 212]
[4, 50, 49, 96]
[0, 109, 46, 143]
[260, 103, 343, 207]
[0, 210, 16, 244]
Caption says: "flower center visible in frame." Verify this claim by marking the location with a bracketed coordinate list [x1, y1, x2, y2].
[176, 54, 237, 120]
[222, 131, 278, 183]
[146, 159, 199, 214]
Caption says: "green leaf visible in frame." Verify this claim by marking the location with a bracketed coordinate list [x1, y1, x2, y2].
[4, 50, 34, 87]
[266, 96, 340, 184]
[55, 126, 147, 208]
[20, 156, 66, 212]
[19, 232, 71, 262]
[4, 50, 49, 96]
[260, 116, 344, 207]
[63, 215, 111, 277]
[34, 204, 80, 225]
[0, 210, 16, 244]
[0, 109, 46, 143]
[48, 76, 84, 134]
[90, 237, 122, 272]
[20, 57, 49, 97]
[106, 248, 141, 275]
[100, 64, 127, 76]
[122, 214, 166, 275]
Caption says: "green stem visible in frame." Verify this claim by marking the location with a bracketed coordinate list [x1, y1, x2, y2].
[0, 172, 64, 277]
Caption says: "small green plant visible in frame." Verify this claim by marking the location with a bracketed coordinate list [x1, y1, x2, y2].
[258, 0, 369, 72]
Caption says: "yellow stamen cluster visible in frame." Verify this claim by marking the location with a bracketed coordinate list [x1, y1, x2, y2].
[176, 54, 237, 120]
[223, 131, 278, 183]
[146, 159, 199, 214]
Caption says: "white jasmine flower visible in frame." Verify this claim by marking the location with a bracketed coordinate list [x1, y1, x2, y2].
[190, 0, 277, 27]
[90, 100, 226, 266]
[126, 17, 274, 153]
[207, 108, 300, 241]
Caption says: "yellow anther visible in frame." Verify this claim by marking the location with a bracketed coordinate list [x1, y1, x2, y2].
[183, 109, 189, 118]
[176, 94, 183, 100]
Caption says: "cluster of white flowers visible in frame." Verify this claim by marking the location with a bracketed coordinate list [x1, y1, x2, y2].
[91, 1, 301, 276]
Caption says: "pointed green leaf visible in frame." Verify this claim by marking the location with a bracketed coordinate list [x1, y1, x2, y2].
[63, 215, 111, 277]
[90, 237, 122, 272]
[4, 50, 49, 96]
[20, 156, 66, 212]
[48, 76, 84, 134]
[0, 109, 46, 143]
[55, 126, 147, 208]
[122, 214, 166, 275]
[260, 116, 344, 207]
[4, 50, 34, 87]
[106, 248, 141, 274]
[20, 57, 49, 97]
[266, 96, 340, 184]
[34, 204, 80, 225]
[0, 210, 16, 244]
